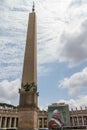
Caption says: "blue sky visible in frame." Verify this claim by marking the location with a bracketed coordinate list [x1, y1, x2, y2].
[0, 0, 87, 110]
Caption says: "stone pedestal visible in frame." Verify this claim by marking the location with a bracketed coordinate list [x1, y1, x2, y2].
[18, 109, 38, 130]
[18, 91, 38, 130]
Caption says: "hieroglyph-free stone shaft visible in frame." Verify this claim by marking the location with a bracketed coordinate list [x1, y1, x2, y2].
[22, 12, 37, 86]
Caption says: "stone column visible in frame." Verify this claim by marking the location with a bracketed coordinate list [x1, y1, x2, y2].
[72, 116, 75, 126]
[77, 116, 79, 126]
[42, 118, 45, 128]
[4, 117, 7, 128]
[14, 117, 17, 128]
[9, 117, 12, 128]
[0, 117, 2, 128]
[82, 116, 84, 125]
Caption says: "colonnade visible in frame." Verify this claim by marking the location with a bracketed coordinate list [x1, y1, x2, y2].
[0, 116, 18, 128]
[70, 116, 87, 126]
[0, 108, 18, 129]
[38, 117, 48, 128]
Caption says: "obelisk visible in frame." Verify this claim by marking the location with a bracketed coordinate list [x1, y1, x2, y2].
[18, 3, 38, 130]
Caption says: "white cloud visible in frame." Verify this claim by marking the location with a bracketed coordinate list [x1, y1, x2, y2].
[59, 67, 87, 95]
[69, 0, 87, 7]
[58, 19, 87, 67]
[40, 95, 87, 110]
[0, 79, 21, 103]
[37, 65, 52, 76]
[59, 95, 87, 110]
[0, 0, 87, 106]
[0, 0, 87, 79]
[37, 0, 87, 68]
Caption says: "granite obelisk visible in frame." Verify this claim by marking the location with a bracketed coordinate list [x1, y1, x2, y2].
[18, 4, 38, 130]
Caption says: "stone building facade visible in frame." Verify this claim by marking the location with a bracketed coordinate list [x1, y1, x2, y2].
[38, 110, 48, 128]
[0, 108, 18, 129]
[70, 108, 87, 126]
[0, 104, 87, 129]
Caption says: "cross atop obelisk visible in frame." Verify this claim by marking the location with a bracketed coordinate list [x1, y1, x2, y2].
[32, 1, 35, 12]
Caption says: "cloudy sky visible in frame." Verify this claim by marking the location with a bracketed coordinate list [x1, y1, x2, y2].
[0, 0, 87, 110]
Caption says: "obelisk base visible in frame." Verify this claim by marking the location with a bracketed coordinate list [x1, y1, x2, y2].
[18, 108, 38, 130]
[18, 91, 38, 130]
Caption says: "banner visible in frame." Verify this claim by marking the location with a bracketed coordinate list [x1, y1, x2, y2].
[48, 104, 70, 129]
